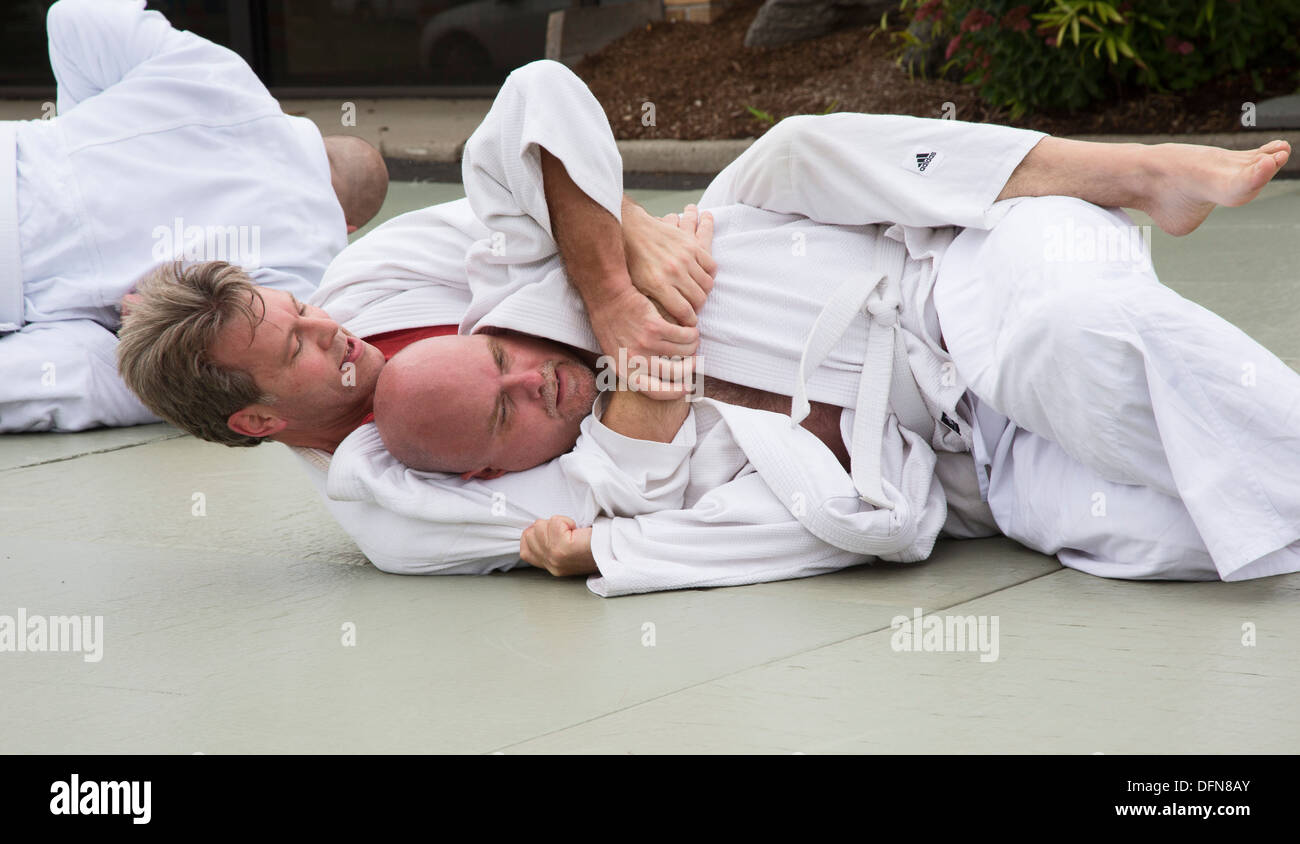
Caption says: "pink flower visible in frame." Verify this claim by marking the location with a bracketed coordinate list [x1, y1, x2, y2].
[1045, 35, 1057, 47]
[1001, 5, 1031, 32]
[946, 35, 963, 60]
[915, 0, 943, 23]
[960, 8, 995, 32]
[1179, 40, 1195, 55]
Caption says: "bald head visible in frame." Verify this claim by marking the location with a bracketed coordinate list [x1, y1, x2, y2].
[373, 333, 600, 478]
[323, 135, 389, 232]
[373, 338, 470, 475]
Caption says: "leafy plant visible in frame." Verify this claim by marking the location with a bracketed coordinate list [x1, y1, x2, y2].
[746, 100, 841, 125]
[895, 0, 1300, 118]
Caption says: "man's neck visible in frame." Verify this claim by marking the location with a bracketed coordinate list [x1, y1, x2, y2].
[272, 402, 375, 454]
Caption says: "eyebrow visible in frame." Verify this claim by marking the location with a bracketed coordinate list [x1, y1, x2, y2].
[487, 337, 506, 435]
[283, 295, 299, 365]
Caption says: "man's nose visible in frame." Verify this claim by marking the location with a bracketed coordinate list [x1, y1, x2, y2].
[502, 367, 545, 398]
[304, 314, 339, 345]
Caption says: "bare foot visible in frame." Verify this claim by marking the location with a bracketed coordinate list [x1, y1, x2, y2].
[1145, 140, 1291, 236]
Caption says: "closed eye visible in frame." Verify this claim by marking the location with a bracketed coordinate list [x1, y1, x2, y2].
[499, 393, 512, 431]
[292, 299, 306, 359]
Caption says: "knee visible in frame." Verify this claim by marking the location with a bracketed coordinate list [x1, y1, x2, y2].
[1004, 196, 1153, 270]
[755, 114, 830, 159]
[506, 59, 582, 95]
[996, 196, 1112, 247]
[770, 113, 819, 138]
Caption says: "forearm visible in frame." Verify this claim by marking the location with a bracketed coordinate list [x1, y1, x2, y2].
[541, 147, 634, 310]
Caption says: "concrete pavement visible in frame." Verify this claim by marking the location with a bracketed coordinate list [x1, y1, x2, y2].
[2, 180, 1298, 754]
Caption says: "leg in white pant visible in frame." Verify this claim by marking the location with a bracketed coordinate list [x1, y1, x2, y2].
[937, 195, 1300, 579]
[0, 320, 160, 432]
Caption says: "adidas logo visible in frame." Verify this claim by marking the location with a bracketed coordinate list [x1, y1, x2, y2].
[915, 152, 937, 172]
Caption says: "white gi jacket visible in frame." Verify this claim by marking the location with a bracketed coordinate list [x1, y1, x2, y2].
[295, 201, 878, 597]
[460, 61, 1043, 560]
[0, 0, 346, 432]
[294, 62, 1048, 595]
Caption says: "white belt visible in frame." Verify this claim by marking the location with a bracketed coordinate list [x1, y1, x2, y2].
[791, 235, 935, 509]
[0, 121, 22, 332]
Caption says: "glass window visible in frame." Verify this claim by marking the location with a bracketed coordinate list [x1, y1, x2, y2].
[0, 0, 642, 92]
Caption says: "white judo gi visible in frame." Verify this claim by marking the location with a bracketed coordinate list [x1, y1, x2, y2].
[293, 200, 913, 597]
[292, 61, 1043, 595]
[472, 60, 1300, 584]
[0, 0, 346, 432]
[299, 58, 1300, 591]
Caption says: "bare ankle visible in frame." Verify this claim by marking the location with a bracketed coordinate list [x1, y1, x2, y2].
[1128, 143, 1165, 214]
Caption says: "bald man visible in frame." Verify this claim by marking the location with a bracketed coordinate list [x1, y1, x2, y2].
[0, 0, 388, 432]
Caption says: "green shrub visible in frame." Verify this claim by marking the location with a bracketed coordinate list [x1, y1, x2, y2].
[899, 0, 1300, 118]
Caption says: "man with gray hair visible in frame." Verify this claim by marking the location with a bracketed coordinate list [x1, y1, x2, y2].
[0, 0, 387, 433]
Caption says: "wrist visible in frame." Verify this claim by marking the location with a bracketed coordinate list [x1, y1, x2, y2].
[582, 271, 637, 313]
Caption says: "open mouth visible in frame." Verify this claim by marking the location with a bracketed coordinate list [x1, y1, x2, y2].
[341, 336, 361, 370]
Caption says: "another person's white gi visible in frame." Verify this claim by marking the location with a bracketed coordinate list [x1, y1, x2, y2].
[0, 0, 347, 431]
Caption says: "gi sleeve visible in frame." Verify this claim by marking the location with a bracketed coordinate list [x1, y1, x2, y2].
[697, 112, 1047, 231]
[558, 395, 696, 525]
[0, 320, 160, 432]
[586, 472, 868, 598]
[304, 493, 525, 578]
[310, 200, 484, 333]
[459, 59, 624, 332]
[297, 425, 580, 576]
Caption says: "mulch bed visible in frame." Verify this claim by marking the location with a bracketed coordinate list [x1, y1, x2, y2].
[575, 0, 1295, 140]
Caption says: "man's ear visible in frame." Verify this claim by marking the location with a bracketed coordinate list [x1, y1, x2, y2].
[119, 292, 142, 317]
[460, 467, 507, 481]
[227, 406, 289, 439]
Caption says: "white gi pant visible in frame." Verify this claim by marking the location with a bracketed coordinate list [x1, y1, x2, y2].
[935, 196, 1300, 581]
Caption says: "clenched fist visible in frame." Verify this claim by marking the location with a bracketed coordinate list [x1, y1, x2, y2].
[519, 515, 597, 577]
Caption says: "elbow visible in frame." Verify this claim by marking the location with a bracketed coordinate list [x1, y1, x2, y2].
[46, 0, 99, 32]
